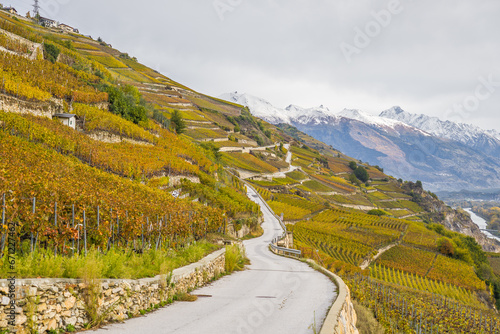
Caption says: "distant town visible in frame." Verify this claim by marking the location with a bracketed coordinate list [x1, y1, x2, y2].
[0, 3, 80, 35]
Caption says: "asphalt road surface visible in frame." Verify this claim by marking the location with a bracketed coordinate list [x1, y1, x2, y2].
[93, 186, 336, 334]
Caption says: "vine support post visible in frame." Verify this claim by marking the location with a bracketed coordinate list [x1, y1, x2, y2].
[109, 221, 113, 251]
[97, 205, 100, 252]
[54, 201, 57, 256]
[71, 204, 75, 256]
[141, 216, 144, 252]
[31, 197, 36, 253]
[0, 193, 5, 257]
[83, 209, 87, 256]
[116, 215, 119, 247]
[155, 215, 159, 251]
[77, 223, 80, 256]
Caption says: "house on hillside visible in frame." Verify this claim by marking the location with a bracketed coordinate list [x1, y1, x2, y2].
[58, 23, 79, 34]
[52, 113, 76, 130]
[2, 7, 17, 14]
[39, 16, 58, 28]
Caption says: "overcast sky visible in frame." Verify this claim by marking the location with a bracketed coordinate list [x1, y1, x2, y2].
[12, 0, 500, 131]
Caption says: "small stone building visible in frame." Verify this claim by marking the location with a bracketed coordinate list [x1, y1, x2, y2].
[52, 113, 76, 129]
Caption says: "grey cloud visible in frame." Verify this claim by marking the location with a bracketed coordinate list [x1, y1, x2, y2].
[13, 0, 500, 130]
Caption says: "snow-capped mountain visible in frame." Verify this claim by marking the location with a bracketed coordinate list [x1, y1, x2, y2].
[380, 107, 500, 156]
[219, 92, 500, 192]
[219, 92, 291, 124]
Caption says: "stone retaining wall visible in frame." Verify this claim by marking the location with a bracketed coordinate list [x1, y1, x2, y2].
[0, 94, 64, 118]
[0, 249, 225, 333]
[312, 263, 358, 334]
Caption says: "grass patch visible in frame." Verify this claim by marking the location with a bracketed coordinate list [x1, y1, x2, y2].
[225, 244, 248, 273]
[286, 170, 308, 181]
[174, 292, 198, 302]
[222, 152, 278, 173]
[352, 300, 385, 334]
[88, 54, 127, 68]
[299, 180, 334, 193]
[2, 241, 220, 279]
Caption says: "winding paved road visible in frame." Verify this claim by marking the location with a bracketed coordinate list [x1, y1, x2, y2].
[92, 186, 336, 334]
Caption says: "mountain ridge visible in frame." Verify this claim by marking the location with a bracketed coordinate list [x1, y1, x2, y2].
[220, 92, 500, 192]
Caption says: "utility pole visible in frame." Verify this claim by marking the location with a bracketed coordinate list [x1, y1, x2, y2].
[32, 0, 40, 20]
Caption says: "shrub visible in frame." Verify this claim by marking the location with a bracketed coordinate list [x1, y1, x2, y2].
[102, 84, 147, 124]
[367, 209, 388, 216]
[437, 237, 455, 256]
[43, 42, 60, 63]
[225, 244, 247, 273]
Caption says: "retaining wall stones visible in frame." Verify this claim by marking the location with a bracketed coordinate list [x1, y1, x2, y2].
[0, 249, 225, 333]
[0, 94, 64, 118]
[312, 263, 358, 334]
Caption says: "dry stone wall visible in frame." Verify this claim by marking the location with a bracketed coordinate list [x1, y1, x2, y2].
[0, 249, 225, 333]
[0, 94, 64, 118]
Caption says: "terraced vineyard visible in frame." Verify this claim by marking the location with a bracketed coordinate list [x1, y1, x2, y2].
[369, 263, 481, 306]
[291, 208, 406, 265]
[347, 275, 499, 333]
[267, 194, 325, 220]
[289, 205, 497, 330]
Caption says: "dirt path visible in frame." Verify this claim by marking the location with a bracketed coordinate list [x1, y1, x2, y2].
[360, 243, 398, 270]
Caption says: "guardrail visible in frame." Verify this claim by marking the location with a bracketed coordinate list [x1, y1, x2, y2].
[241, 180, 301, 257]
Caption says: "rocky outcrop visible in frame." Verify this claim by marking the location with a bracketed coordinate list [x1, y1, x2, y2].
[0, 249, 225, 333]
[403, 182, 500, 252]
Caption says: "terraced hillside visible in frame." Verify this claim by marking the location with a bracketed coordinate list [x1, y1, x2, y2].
[0, 11, 263, 267]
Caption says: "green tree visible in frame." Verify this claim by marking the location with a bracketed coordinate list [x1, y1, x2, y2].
[43, 42, 60, 63]
[170, 110, 186, 134]
[354, 166, 369, 182]
[349, 173, 360, 185]
[349, 161, 357, 170]
[103, 84, 147, 124]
